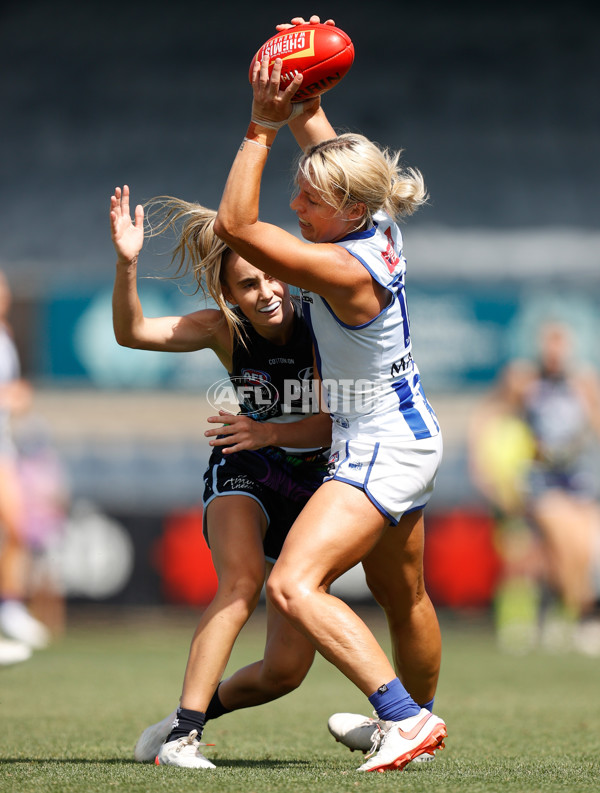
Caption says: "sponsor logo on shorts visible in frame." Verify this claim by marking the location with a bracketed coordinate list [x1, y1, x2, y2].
[222, 474, 255, 491]
[327, 450, 339, 476]
[332, 414, 350, 428]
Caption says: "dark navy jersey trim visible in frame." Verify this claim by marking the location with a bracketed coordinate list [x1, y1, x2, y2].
[300, 298, 322, 380]
[339, 222, 378, 243]
[328, 474, 398, 525]
[415, 374, 440, 432]
[363, 442, 380, 489]
[340, 440, 351, 467]
[396, 289, 411, 349]
[345, 249, 397, 291]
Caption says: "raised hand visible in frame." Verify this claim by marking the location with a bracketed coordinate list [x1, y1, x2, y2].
[110, 185, 144, 263]
[250, 55, 305, 129]
[250, 56, 321, 132]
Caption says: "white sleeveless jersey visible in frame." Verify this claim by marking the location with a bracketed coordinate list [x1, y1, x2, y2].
[301, 211, 440, 442]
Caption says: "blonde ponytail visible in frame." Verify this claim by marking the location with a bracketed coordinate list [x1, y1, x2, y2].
[298, 134, 428, 225]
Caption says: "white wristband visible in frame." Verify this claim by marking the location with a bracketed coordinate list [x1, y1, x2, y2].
[242, 137, 271, 150]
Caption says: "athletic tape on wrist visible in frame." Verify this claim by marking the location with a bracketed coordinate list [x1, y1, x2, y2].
[250, 101, 309, 130]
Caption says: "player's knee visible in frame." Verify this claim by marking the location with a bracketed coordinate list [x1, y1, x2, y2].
[215, 572, 264, 613]
[364, 574, 389, 609]
[365, 576, 426, 622]
[265, 572, 300, 617]
[265, 573, 286, 614]
[267, 671, 304, 697]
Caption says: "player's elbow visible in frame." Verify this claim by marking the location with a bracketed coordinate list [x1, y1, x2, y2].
[113, 327, 141, 349]
[214, 210, 257, 245]
[214, 212, 236, 243]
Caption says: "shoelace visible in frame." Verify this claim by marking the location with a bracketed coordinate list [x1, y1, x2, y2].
[365, 723, 385, 759]
[174, 730, 216, 753]
[175, 730, 199, 752]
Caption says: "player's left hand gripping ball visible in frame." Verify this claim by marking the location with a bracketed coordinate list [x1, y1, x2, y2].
[249, 23, 354, 101]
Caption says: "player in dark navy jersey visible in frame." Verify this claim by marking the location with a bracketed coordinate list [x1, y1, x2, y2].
[203, 298, 329, 562]
[110, 185, 330, 768]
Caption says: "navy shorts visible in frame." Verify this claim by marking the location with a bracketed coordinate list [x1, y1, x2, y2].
[202, 445, 329, 563]
[527, 460, 597, 501]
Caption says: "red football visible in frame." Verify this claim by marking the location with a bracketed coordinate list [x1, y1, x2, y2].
[249, 23, 354, 102]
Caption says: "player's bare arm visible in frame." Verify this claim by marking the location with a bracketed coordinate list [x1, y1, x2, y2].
[111, 185, 232, 359]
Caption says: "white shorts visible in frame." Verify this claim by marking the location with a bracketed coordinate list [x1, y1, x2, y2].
[325, 433, 443, 525]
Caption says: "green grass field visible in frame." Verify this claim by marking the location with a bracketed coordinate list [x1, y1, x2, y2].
[1, 605, 599, 793]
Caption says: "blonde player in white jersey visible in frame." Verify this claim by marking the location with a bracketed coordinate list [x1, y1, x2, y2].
[213, 15, 447, 773]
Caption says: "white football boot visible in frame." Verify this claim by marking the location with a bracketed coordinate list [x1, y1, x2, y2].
[134, 709, 178, 762]
[0, 601, 50, 649]
[328, 712, 383, 753]
[328, 711, 436, 764]
[155, 729, 216, 769]
[0, 637, 32, 665]
[357, 708, 446, 772]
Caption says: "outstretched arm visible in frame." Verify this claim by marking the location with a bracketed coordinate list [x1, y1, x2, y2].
[110, 185, 229, 356]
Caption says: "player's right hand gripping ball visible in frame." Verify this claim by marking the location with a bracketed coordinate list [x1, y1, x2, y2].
[249, 23, 354, 102]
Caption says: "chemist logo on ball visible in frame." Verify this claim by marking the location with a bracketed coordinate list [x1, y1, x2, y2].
[206, 376, 279, 416]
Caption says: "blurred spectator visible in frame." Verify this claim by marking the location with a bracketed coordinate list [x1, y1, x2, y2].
[522, 322, 600, 654]
[15, 415, 70, 636]
[468, 361, 541, 653]
[0, 271, 51, 655]
[470, 321, 600, 654]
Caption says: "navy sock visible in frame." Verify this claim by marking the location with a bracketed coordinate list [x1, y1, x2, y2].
[368, 678, 421, 722]
[205, 683, 232, 722]
[420, 698, 434, 713]
[166, 707, 206, 742]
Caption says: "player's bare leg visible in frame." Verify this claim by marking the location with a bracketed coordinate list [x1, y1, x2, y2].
[215, 564, 315, 711]
[362, 509, 441, 706]
[267, 480, 395, 693]
[179, 496, 268, 712]
[327, 509, 441, 761]
[532, 491, 595, 616]
[152, 495, 268, 767]
[267, 480, 446, 771]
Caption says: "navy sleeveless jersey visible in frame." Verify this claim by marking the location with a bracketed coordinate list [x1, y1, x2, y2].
[230, 298, 317, 422]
